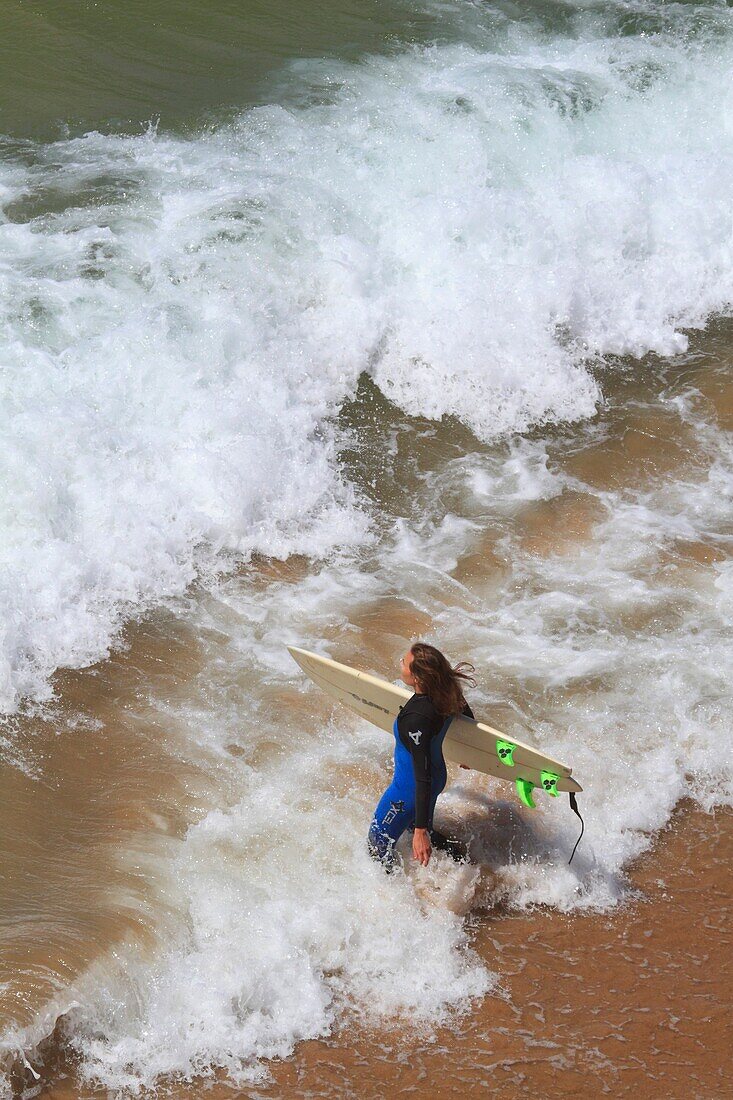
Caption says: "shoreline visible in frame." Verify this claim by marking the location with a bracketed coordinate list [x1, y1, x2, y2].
[36, 799, 731, 1098]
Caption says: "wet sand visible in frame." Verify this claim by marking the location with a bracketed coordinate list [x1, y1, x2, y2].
[37, 802, 731, 1099]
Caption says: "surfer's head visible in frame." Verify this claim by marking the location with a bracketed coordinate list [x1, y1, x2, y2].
[402, 643, 476, 715]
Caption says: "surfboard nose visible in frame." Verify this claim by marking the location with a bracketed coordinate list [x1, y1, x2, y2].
[287, 645, 319, 671]
[288, 644, 317, 660]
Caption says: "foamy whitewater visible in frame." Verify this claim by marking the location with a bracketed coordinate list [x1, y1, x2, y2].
[3, 2, 733, 711]
[2, 0, 733, 1093]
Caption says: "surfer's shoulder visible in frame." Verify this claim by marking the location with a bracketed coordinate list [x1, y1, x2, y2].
[398, 693, 443, 737]
[400, 692, 436, 717]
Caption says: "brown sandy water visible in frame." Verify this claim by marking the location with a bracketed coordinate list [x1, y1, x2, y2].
[2, 334, 732, 1096]
[31, 804, 733, 1098]
[0, 615, 217, 1036]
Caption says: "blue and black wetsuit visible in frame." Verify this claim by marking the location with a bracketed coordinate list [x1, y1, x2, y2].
[367, 694, 473, 868]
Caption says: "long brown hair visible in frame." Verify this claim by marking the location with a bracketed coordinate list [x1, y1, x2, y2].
[409, 642, 476, 717]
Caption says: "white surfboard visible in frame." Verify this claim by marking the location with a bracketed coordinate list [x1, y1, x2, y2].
[288, 646, 582, 801]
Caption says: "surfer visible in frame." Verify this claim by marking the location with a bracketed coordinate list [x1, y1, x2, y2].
[367, 642, 475, 870]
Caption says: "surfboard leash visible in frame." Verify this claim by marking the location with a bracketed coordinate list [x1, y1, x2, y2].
[568, 792, 585, 865]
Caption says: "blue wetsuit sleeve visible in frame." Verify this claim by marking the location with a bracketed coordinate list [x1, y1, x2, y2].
[397, 710, 433, 830]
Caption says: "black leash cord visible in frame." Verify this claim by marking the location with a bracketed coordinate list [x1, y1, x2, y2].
[568, 791, 585, 865]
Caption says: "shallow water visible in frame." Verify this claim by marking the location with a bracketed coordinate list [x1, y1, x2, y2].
[1, 0, 732, 1094]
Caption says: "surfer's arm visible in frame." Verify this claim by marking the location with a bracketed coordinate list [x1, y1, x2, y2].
[396, 711, 433, 830]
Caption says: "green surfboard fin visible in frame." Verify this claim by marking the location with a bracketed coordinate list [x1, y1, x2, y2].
[516, 778, 536, 808]
[541, 771, 560, 797]
[496, 739, 516, 767]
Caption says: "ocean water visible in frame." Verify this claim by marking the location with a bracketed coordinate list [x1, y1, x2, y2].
[1, 0, 732, 1094]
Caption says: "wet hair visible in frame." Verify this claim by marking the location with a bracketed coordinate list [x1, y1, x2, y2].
[409, 642, 476, 716]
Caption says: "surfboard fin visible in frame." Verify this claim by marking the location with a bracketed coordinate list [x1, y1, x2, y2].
[541, 771, 560, 797]
[496, 739, 516, 767]
[516, 778, 536, 808]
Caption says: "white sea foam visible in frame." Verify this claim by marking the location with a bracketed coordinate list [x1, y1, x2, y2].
[53, 717, 491, 1091]
[2, 4, 733, 709]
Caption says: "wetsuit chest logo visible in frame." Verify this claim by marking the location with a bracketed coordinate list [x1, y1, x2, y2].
[409, 729, 424, 745]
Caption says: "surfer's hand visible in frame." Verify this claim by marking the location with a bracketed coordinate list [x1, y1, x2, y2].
[413, 828, 432, 867]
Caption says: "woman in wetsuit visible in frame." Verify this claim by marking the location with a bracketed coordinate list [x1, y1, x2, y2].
[367, 642, 475, 870]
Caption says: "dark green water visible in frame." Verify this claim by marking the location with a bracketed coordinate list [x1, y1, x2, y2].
[0, 0, 450, 139]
